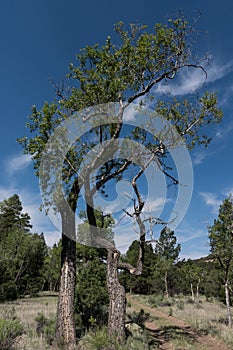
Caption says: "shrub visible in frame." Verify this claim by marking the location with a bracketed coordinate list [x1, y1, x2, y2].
[176, 300, 185, 310]
[35, 312, 56, 345]
[79, 327, 119, 350]
[0, 282, 18, 301]
[0, 309, 23, 350]
[168, 307, 173, 316]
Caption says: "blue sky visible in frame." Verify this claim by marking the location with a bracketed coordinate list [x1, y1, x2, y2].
[1, 0, 233, 259]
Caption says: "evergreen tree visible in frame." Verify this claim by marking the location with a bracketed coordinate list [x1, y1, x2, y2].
[0, 195, 47, 300]
[208, 196, 233, 327]
[43, 241, 61, 292]
[120, 241, 156, 294]
[154, 227, 181, 298]
[0, 194, 31, 239]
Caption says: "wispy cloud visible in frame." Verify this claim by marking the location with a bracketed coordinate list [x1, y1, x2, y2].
[192, 151, 208, 166]
[6, 154, 31, 175]
[199, 192, 222, 214]
[176, 227, 206, 244]
[154, 59, 233, 97]
[215, 119, 233, 139]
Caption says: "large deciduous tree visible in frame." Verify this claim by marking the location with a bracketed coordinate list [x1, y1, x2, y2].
[18, 15, 222, 348]
[208, 196, 233, 327]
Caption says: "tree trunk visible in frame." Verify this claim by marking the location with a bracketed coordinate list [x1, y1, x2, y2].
[56, 211, 76, 350]
[164, 270, 169, 299]
[196, 277, 200, 300]
[107, 249, 126, 342]
[225, 279, 232, 327]
[190, 282, 195, 302]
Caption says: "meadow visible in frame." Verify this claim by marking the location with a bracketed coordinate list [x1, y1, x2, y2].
[0, 293, 232, 350]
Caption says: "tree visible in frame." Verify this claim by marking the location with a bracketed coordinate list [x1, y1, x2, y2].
[120, 241, 157, 294]
[43, 241, 61, 292]
[154, 227, 181, 298]
[0, 194, 32, 239]
[18, 16, 222, 347]
[0, 195, 47, 299]
[208, 196, 233, 327]
[181, 259, 204, 302]
[75, 245, 109, 331]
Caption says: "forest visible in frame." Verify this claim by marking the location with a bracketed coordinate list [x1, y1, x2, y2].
[1, 193, 233, 350]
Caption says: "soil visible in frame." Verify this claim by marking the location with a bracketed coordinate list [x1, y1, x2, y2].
[127, 294, 231, 350]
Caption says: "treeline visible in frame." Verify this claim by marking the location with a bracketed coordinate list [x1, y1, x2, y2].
[0, 194, 229, 330]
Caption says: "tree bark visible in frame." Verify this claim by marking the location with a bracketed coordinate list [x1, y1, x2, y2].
[107, 249, 126, 342]
[196, 277, 200, 300]
[164, 270, 169, 299]
[56, 212, 76, 350]
[225, 279, 232, 327]
[190, 282, 195, 302]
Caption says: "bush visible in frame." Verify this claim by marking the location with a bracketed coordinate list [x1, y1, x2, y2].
[79, 327, 120, 350]
[35, 312, 56, 345]
[168, 307, 173, 316]
[0, 309, 23, 350]
[176, 300, 185, 310]
[0, 282, 18, 301]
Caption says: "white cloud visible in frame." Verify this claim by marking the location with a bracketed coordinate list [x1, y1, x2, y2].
[143, 197, 167, 213]
[192, 151, 207, 165]
[6, 154, 31, 175]
[199, 192, 222, 214]
[154, 59, 233, 97]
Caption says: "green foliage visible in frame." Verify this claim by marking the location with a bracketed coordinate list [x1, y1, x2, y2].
[0, 282, 18, 302]
[120, 241, 157, 294]
[77, 208, 115, 248]
[208, 196, 233, 270]
[0, 195, 48, 300]
[78, 327, 120, 350]
[154, 227, 181, 262]
[0, 308, 23, 350]
[16, 15, 223, 344]
[76, 244, 109, 330]
[154, 227, 181, 297]
[43, 241, 61, 292]
[168, 307, 173, 316]
[0, 194, 32, 240]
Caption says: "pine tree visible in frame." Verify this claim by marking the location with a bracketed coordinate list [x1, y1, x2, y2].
[154, 227, 181, 298]
[208, 196, 233, 327]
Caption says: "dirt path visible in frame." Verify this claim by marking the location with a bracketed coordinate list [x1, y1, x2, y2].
[127, 295, 231, 350]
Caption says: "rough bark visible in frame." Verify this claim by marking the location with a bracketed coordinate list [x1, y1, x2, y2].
[107, 249, 126, 342]
[56, 212, 76, 350]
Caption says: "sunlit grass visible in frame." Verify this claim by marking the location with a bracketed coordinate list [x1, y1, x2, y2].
[132, 293, 233, 348]
[0, 292, 58, 350]
[0, 292, 232, 349]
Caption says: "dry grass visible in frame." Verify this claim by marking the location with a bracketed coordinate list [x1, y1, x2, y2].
[0, 292, 58, 350]
[133, 294, 233, 348]
[1, 292, 232, 349]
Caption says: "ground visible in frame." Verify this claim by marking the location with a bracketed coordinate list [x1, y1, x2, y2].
[127, 294, 232, 350]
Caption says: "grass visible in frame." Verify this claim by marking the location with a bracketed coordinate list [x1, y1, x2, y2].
[0, 292, 57, 349]
[0, 292, 232, 349]
[132, 293, 233, 348]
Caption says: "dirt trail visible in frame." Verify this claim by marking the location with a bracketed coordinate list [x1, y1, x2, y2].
[127, 295, 231, 350]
